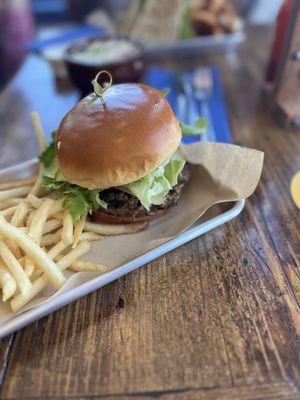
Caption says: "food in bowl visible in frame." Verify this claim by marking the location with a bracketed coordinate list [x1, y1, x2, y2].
[67, 39, 140, 66]
[128, 0, 242, 43]
[64, 37, 144, 95]
[190, 0, 243, 36]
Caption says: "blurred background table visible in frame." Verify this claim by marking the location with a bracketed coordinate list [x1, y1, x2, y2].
[0, 25, 299, 399]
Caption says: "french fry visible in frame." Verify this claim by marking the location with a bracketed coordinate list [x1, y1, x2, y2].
[0, 198, 23, 211]
[47, 240, 67, 260]
[11, 202, 31, 265]
[24, 258, 35, 278]
[29, 112, 46, 197]
[47, 200, 64, 217]
[30, 267, 42, 281]
[26, 194, 42, 209]
[5, 239, 22, 259]
[0, 186, 32, 202]
[0, 263, 17, 301]
[84, 220, 148, 235]
[0, 176, 36, 191]
[62, 210, 73, 245]
[26, 210, 36, 227]
[31, 111, 46, 152]
[43, 219, 62, 235]
[2, 206, 18, 219]
[0, 240, 32, 296]
[40, 229, 62, 247]
[0, 214, 66, 289]
[11, 241, 90, 312]
[77, 232, 103, 242]
[29, 170, 44, 196]
[19, 256, 35, 278]
[27, 195, 63, 216]
[28, 198, 54, 244]
[54, 241, 89, 270]
[10, 202, 29, 227]
[40, 230, 102, 248]
[53, 212, 64, 220]
[73, 214, 86, 247]
[69, 260, 108, 273]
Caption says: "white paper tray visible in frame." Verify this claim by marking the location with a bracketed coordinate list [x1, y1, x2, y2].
[0, 160, 245, 338]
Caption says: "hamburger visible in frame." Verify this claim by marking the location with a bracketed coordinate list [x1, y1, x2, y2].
[39, 74, 206, 225]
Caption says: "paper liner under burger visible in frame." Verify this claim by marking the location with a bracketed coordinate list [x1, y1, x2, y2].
[0, 141, 263, 323]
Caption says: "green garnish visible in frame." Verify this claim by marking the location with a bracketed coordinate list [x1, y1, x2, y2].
[179, 118, 207, 135]
[160, 88, 207, 136]
[38, 131, 56, 168]
[42, 159, 108, 221]
[161, 88, 170, 96]
[179, 0, 193, 40]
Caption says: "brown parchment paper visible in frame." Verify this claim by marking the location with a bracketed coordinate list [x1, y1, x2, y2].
[0, 142, 264, 323]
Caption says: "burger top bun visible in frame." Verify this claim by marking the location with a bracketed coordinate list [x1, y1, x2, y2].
[56, 83, 182, 189]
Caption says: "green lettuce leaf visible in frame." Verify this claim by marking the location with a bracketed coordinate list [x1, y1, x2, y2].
[179, 118, 207, 135]
[119, 158, 185, 210]
[42, 160, 108, 221]
[63, 189, 91, 221]
[62, 187, 108, 221]
[164, 159, 185, 186]
[38, 131, 57, 168]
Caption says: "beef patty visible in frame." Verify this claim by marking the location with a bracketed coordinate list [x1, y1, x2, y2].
[92, 163, 191, 224]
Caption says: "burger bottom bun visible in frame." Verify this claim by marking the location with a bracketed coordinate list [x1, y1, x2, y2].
[91, 208, 167, 224]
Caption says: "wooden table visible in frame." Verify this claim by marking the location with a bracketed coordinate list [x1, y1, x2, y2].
[0, 27, 299, 399]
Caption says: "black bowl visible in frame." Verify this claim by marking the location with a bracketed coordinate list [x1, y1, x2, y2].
[64, 35, 145, 97]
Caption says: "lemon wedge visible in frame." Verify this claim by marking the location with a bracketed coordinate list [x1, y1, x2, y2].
[290, 171, 300, 209]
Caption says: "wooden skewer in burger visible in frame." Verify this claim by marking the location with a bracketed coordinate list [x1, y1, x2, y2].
[39, 71, 206, 226]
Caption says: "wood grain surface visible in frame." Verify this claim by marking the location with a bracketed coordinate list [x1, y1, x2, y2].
[0, 26, 299, 399]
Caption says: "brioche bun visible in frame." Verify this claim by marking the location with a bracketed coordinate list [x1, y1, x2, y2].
[56, 83, 181, 189]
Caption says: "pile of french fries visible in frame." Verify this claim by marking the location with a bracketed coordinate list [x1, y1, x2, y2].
[0, 113, 146, 313]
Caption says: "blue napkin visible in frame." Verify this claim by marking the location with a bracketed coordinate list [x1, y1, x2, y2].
[26, 25, 105, 53]
[145, 66, 232, 143]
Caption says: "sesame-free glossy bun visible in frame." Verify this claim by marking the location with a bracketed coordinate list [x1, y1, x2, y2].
[56, 83, 181, 189]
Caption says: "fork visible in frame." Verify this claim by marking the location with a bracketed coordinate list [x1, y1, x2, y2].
[192, 68, 215, 141]
[180, 68, 215, 142]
